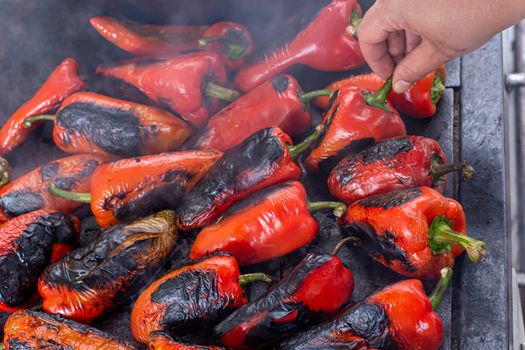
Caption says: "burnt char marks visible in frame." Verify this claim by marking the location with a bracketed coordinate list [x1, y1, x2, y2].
[359, 188, 422, 210]
[318, 137, 375, 174]
[271, 75, 290, 93]
[0, 190, 43, 219]
[363, 137, 413, 164]
[40, 162, 60, 180]
[54, 159, 100, 192]
[7, 338, 34, 350]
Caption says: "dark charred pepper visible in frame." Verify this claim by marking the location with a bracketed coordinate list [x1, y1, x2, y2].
[191, 181, 347, 265]
[315, 65, 447, 119]
[148, 332, 226, 350]
[328, 135, 475, 204]
[176, 125, 324, 231]
[97, 52, 239, 127]
[24, 92, 192, 158]
[49, 150, 222, 228]
[214, 251, 354, 350]
[90, 17, 253, 70]
[279, 268, 453, 350]
[197, 74, 332, 152]
[3, 309, 137, 350]
[338, 186, 487, 280]
[38, 210, 178, 324]
[0, 154, 106, 222]
[304, 79, 407, 174]
[131, 253, 272, 344]
[0, 210, 79, 312]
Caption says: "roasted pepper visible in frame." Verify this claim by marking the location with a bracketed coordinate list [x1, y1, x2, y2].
[48, 150, 222, 228]
[3, 309, 137, 350]
[235, 0, 365, 92]
[315, 65, 447, 119]
[131, 253, 271, 344]
[38, 210, 178, 324]
[304, 79, 406, 174]
[215, 250, 354, 350]
[97, 52, 238, 127]
[279, 268, 453, 350]
[0, 210, 79, 312]
[338, 187, 486, 279]
[176, 125, 324, 230]
[191, 181, 346, 265]
[196, 74, 332, 151]
[328, 136, 475, 204]
[90, 17, 253, 70]
[0, 154, 106, 222]
[148, 332, 225, 350]
[24, 92, 192, 158]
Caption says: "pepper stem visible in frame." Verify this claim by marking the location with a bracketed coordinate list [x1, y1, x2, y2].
[363, 77, 392, 112]
[0, 343, 4, 350]
[430, 161, 475, 186]
[346, 9, 362, 37]
[48, 183, 91, 203]
[23, 114, 55, 128]
[331, 236, 362, 255]
[205, 82, 240, 101]
[287, 124, 325, 161]
[0, 157, 10, 187]
[429, 267, 453, 311]
[238, 273, 273, 287]
[431, 73, 446, 104]
[199, 36, 248, 60]
[429, 216, 487, 262]
[307, 200, 347, 218]
[299, 89, 334, 105]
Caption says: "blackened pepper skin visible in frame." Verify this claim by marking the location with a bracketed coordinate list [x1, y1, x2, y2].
[148, 332, 226, 350]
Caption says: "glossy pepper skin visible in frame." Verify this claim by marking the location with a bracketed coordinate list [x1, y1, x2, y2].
[339, 187, 486, 280]
[0, 210, 79, 312]
[0, 154, 106, 222]
[3, 310, 137, 350]
[235, 0, 365, 92]
[131, 253, 246, 344]
[38, 210, 178, 324]
[315, 65, 447, 119]
[215, 252, 354, 350]
[148, 332, 226, 350]
[96, 52, 231, 127]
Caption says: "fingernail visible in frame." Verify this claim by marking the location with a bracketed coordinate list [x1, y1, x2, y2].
[394, 80, 411, 94]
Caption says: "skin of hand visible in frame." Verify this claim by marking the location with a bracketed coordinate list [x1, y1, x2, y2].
[358, 0, 525, 93]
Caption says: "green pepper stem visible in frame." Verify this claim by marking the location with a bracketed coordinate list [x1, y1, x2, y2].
[199, 36, 248, 60]
[0, 342, 4, 350]
[307, 200, 347, 218]
[287, 124, 325, 161]
[431, 162, 475, 184]
[299, 89, 333, 105]
[429, 267, 453, 311]
[346, 9, 362, 37]
[238, 273, 273, 287]
[23, 114, 55, 128]
[0, 157, 10, 187]
[205, 82, 240, 101]
[363, 77, 392, 112]
[48, 183, 91, 203]
[430, 73, 446, 105]
[331, 236, 362, 255]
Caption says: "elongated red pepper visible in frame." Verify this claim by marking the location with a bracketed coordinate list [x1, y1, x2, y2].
[0, 154, 106, 222]
[0, 210, 79, 313]
[176, 126, 324, 230]
[191, 181, 346, 265]
[24, 92, 192, 158]
[197, 74, 331, 151]
[279, 268, 453, 350]
[131, 253, 271, 344]
[3, 310, 137, 350]
[48, 150, 222, 228]
[315, 65, 447, 118]
[97, 52, 238, 127]
[328, 136, 475, 204]
[235, 0, 365, 92]
[148, 332, 225, 350]
[338, 187, 486, 279]
[38, 210, 178, 324]
[304, 79, 406, 174]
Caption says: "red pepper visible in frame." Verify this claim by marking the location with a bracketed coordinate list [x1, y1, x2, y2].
[24, 92, 192, 158]
[315, 65, 447, 119]
[96, 52, 239, 127]
[148, 332, 226, 350]
[279, 268, 453, 350]
[0, 154, 106, 223]
[197, 74, 331, 152]
[328, 136, 475, 204]
[215, 250, 354, 350]
[304, 79, 407, 174]
[235, 0, 365, 92]
[191, 181, 346, 265]
[338, 187, 487, 279]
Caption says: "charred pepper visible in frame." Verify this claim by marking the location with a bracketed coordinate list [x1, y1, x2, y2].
[131, 253, 272, 344]
[24, 92, 192, 158]
[279, 268, 453, 350]
[38, 210, 178, 324]
[191, 181, 347, 265]
[49, 150, 222, 228]
[148, 332, 226, 350]
[97, 52, 239, 127]
[328, 135, 475, 204]
[339, 187, 486, 279]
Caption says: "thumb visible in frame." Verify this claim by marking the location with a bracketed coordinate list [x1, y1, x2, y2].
[392, 41, 446, 93]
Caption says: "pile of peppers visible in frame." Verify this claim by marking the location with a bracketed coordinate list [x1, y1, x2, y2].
[0, 1, 488, 350]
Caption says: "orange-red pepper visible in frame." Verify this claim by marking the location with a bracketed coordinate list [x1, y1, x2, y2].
[148, 332, 225, 350]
